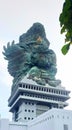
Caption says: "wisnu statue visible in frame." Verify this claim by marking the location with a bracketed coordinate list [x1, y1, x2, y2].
[3, 22, 61, 90]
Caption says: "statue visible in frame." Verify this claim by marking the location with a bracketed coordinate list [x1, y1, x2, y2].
[3, 22, 61, 90]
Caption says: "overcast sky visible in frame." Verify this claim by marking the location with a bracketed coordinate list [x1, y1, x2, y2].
[0, 0, 72, 120]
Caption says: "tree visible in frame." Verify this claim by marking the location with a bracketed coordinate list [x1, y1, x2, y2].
[59, 0, 72, 55]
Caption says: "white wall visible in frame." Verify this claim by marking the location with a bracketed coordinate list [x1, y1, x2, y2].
[0, 109, 72, 130]
[0, 119, 27, 130]
[9, 122, 27, 130]
[28, 108, 72, 130]
[0, 119, 9, 130]
[54, 109, 72, 130]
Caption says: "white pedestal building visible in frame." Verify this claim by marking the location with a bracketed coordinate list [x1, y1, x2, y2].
[0, 80, 72, 130]
[8, 79, 70, 122]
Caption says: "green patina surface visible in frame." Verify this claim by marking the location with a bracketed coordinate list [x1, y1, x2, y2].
[3, 23, 61, 88]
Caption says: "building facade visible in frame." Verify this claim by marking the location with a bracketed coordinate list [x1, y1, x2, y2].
[0, 108, 72, 130]
[8, 80, 70, 122]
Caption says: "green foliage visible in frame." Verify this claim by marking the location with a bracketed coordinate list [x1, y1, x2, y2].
[61, 43, 70, 55]
[59, 0, 72, 54]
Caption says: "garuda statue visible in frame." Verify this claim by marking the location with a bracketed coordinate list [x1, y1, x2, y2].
[3, 22, 61, 90]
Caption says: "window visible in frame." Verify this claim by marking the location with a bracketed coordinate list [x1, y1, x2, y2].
[59, 91, 60, 94]
[67, 116, 69, 119]
[25, 109, 27, 112]
[54, 90, 55, 93]
[38, 95, 40, 98]
[28, 117, 30, 120]
[26, 85, 28, 88]
[51, 89, 53, 93]
[36, 87, 38, 90]
[24, 117, 27, 120]
[39, 87, 41, 90]
[42, 88, 43, 91]
[31, 86, 33, 89]
[47, 89, 48, 92]
[23, 85, 25, 88]
[34, 86, 35, 90]
[19, 84, 22, 87]
[28, 110, 30, 112]
[64, 124, 68, 130]
[29, 85, 30, 89]
[52, 115, 54, 118]
[43, 96, 45, 99]
[32, 110, 34, 112]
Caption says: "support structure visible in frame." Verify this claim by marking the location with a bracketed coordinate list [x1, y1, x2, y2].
[8, 81, 70, 122]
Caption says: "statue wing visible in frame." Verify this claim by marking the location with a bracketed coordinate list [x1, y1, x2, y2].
[3, 41, 25, 77]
